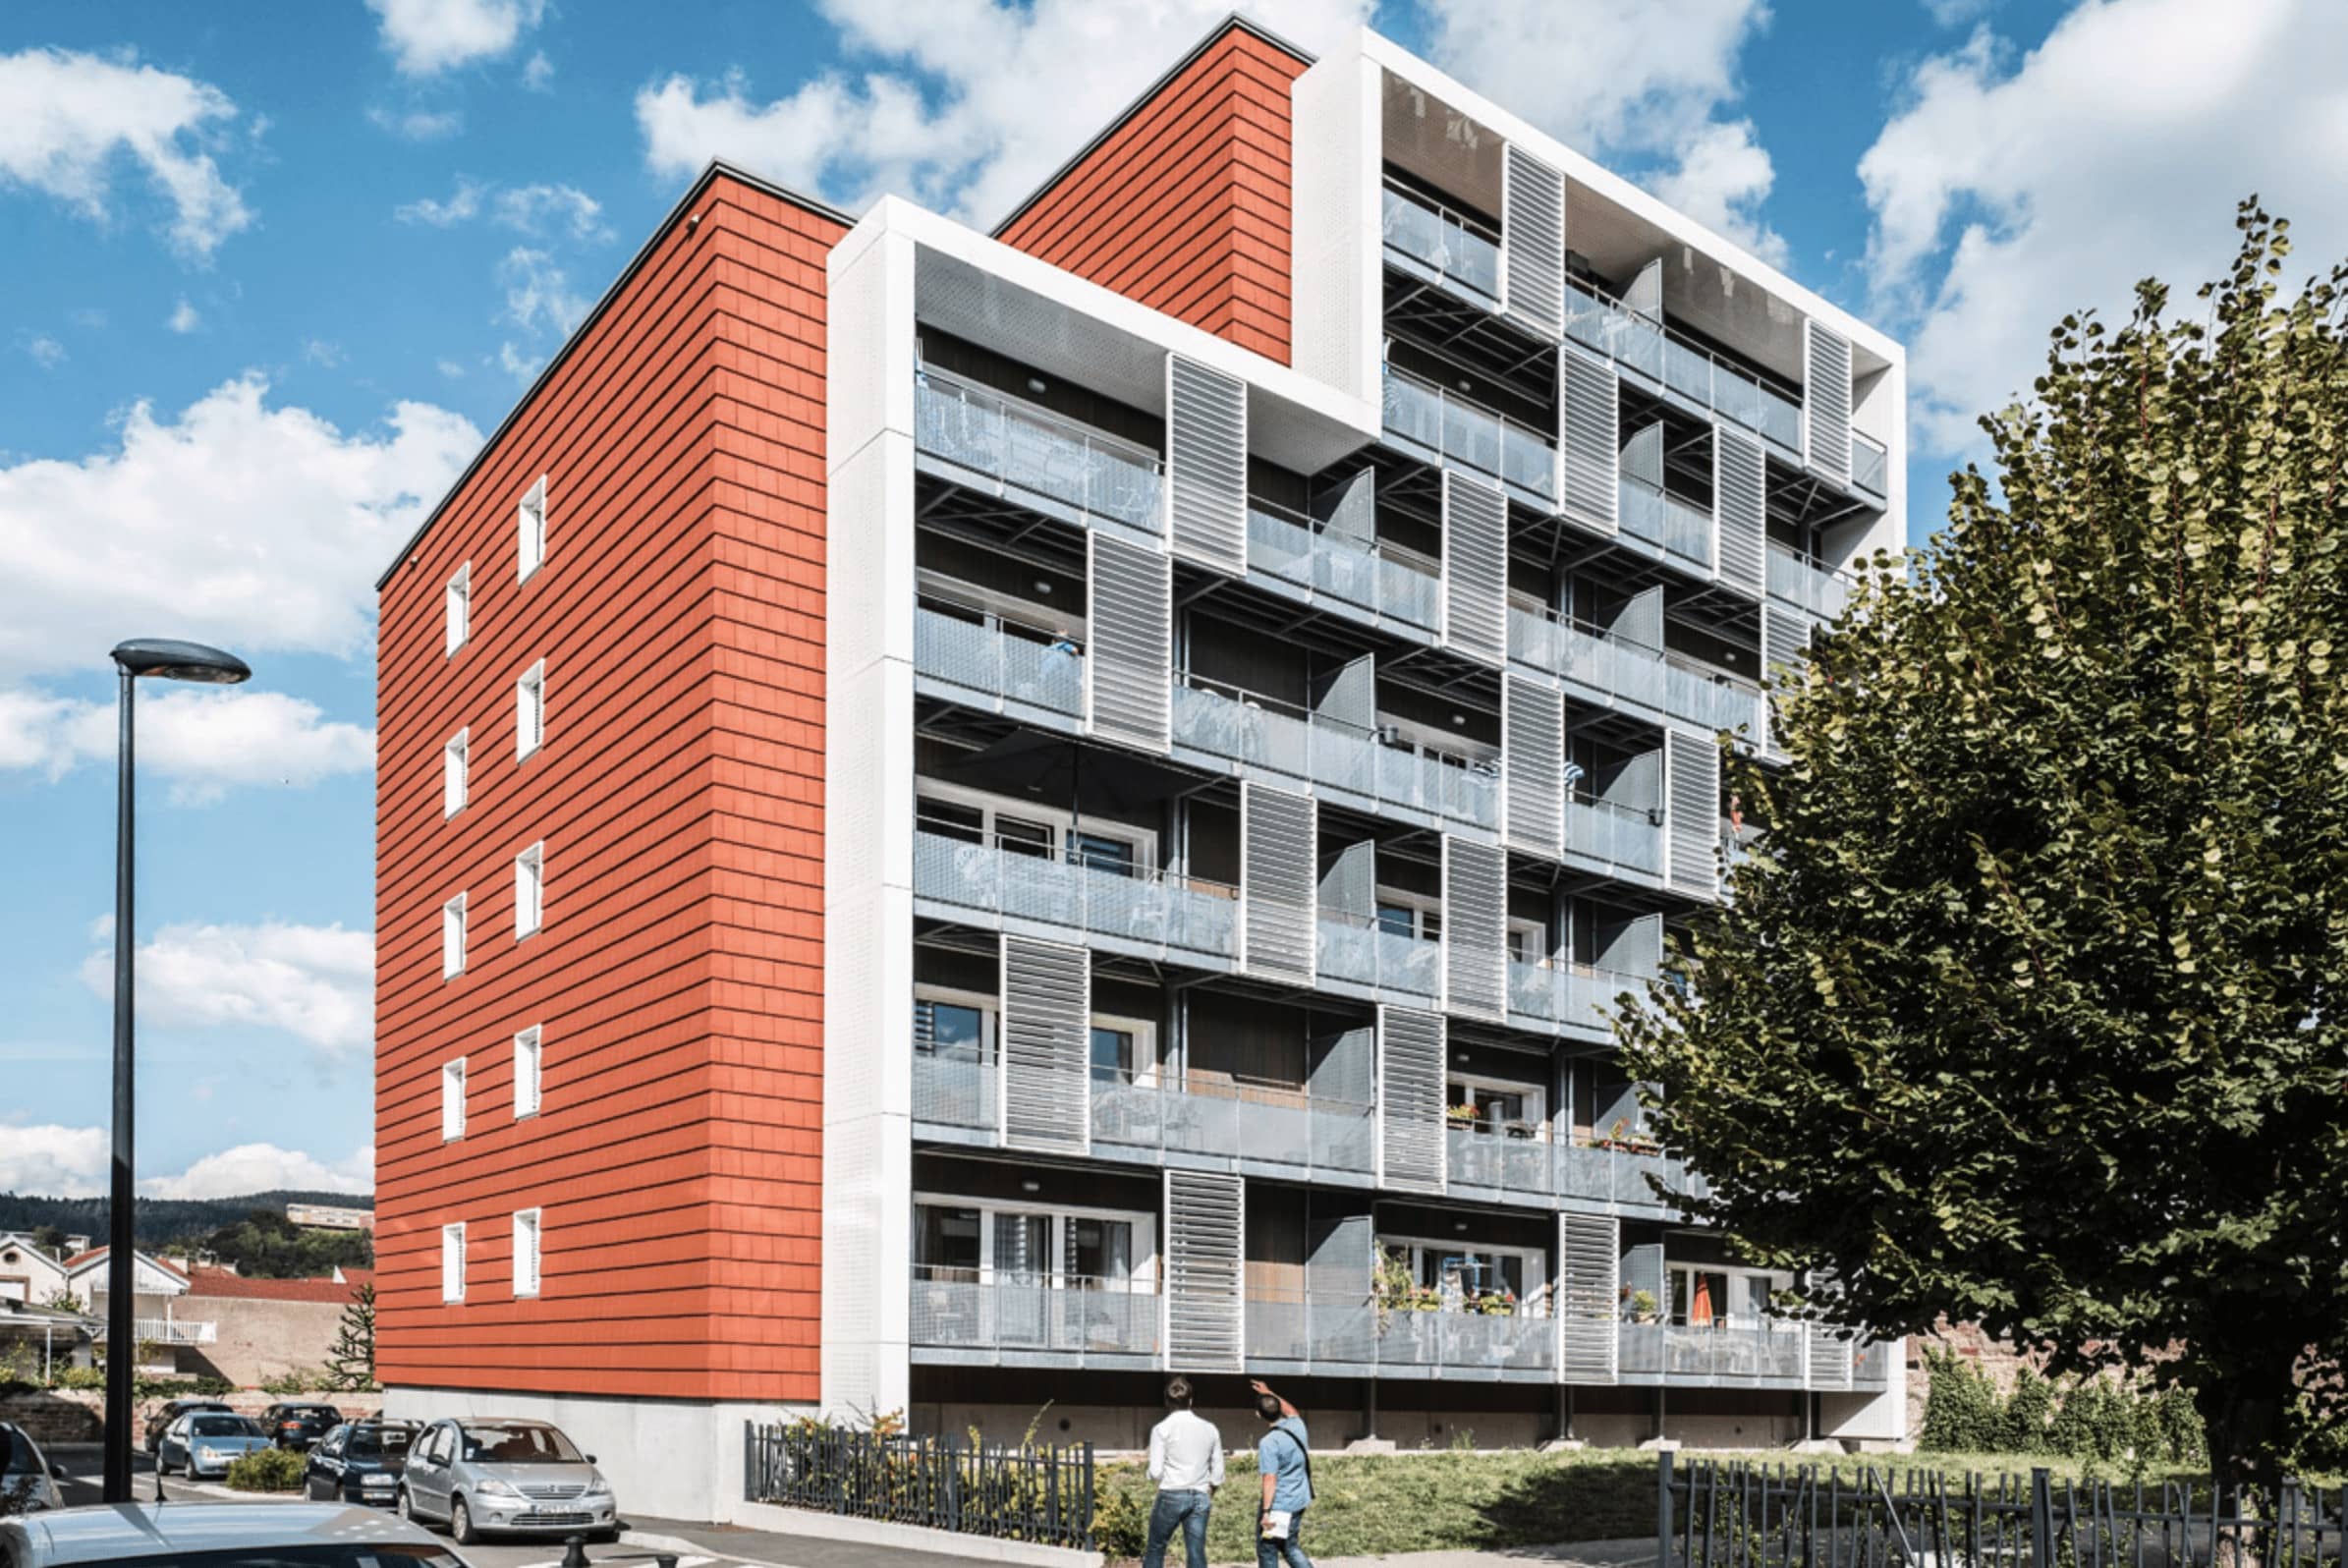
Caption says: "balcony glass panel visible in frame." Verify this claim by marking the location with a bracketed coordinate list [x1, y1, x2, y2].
[1759, 387, 1804, 451]
[1446, 1123, 1555, 1196]
[1315, 911, 1441, 1000]
[1172, 678, 1497, 831]
[1664, 655, 1761, 736]
[1852, 432, 1888, 497]
[1245, 501, 1440, 632]
[1766, 543, 1854, 620]
[914, 602, 1085, 717]
[1662, 492, 1713, 569]
[1618, 1322, 1807, 1381]
[1507, 605, 1669, 714]
[1565, 797, 1662, 877]
[913, 369, 1163, 539]
[912, 1051, 996, 1131]
[1380, 184, 1502, 307]
[1091, 1071, 1376, 1175]
[1505, 960, 1645, 1032]
[912, 828, 1238, 959]
[1374, 1307, 1557, 1374]
[1560, 279, 1802, 451]
[909, 1268, 1158, 1357]
[1382, 370, 1557, 504]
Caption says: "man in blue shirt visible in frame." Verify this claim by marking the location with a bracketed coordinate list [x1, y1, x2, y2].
[1250, 1377, 1313, 1568]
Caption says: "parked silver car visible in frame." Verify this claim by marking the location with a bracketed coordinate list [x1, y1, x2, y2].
[0, 1422, 64, 1513]
[396, 1418, 616, 1545]
[0, 1501, 475, 1567]
[156, 1410, 273, 1480]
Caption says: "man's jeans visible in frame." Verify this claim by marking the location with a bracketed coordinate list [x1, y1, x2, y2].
[1258, 1506, 1312, 1568]
[1143, 1488, 1212, 1568]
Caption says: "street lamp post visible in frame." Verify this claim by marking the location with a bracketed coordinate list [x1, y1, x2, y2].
[104, 639, 250, 1504]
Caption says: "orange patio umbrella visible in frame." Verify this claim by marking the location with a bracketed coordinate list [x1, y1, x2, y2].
[1690, 1276, 1715, 1328]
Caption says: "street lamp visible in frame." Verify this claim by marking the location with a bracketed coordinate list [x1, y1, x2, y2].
[103, 639, 250, 1504]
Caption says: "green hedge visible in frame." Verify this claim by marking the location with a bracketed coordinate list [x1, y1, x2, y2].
[226, 1447, 307, 1492]
[1918, 1347, 2205, 1464]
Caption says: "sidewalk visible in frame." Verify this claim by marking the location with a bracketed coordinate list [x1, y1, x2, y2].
[1298, 1540, 1654, 1568]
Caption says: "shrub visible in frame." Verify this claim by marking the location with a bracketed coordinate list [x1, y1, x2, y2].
[258, 1367, 327, 1395]
[1090, 1466, 1149, 1559]
[2004, 1368, 2055, 1453]
[1918, 1345, 2208, 1464]
[225, 1447, 307, 1492]
[1919, 1348, 2004, 1452]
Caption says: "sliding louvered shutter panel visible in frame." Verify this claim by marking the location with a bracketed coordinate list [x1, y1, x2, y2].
[1307, 1211, 1375, 1364]
[1561, 349, 1619, 531]
[1501, 146, 1564, 339]
[1442, 836, 1507, 1021]
[999, 935, 1090, 1153]
[1804, 321, 1854, 486]
[1166, 355, 1247, 573]
[1163, 1170, 1244, 1371]
[1503, 677, 1563, 857]
[1663, 730, 1718, 898]
[1441, 471, 1508, 665]
[1087, 532, 1172, 752]
[1559, 1212, 1620, 1384]
[1242, 782, 1315, 984]
[1713, 425, 1765, 597]
[1377, 1005, 1447, 1194]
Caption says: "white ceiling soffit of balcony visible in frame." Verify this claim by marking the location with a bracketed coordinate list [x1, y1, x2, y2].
[1564, 184, 1815, 384]
[914, 244, 1373, 476]
[1382, 68, 1503, 222]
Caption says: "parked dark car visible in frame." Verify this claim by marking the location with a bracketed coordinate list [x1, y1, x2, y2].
[141, 1398, 232, 1456]
[305, 1420, 419, 1506]
[262, 1401, 346, 1450]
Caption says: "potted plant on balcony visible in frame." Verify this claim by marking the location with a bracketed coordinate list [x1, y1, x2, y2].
[1445, 1102, 1480, 1131]
[1622, 1288, 1659, 1324]
[1469, 1289, 1518, 1317]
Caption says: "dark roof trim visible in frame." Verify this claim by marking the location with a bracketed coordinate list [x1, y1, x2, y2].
[373, 161, 854, 590]
[988, 11, 1315, 240]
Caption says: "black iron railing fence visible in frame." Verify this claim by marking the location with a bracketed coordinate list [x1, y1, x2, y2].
[1660, 1453, 2346, 1568]
[744, 1421, 1095, 1550]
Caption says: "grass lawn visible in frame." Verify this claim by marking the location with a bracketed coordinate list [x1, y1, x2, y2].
[1093, 1447, 2225, 1563]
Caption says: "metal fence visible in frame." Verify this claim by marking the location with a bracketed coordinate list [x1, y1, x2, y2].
[1658, 1454, 2347, 1568]
[746, 1421, 1095, 1550]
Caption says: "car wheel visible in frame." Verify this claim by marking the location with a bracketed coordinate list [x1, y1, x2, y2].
[396, 1487, 420, 1526]
[450, 1495, 479, 1546]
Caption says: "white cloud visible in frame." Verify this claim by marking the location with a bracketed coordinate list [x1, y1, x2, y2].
[395, 176, 484, 226]
[1923, 0, 1999, 25]
[495, 341, 544, 382]
[366, 105, 464, 141]
[303, 338, 344, 367]
[140, 1142, 373, 1201]
[436, 358, 466, 379]
[398, 177, 608, 241]
[80, 919, 373, 1054]
[498, 246, 587, 336]
[1646, 119, 1786, 266]
[1857, 0, 2348, 455]
[367, 0, 548, 76]
[0, 1124, 107, 1198]
[0, 687, 374, 802]
[635, 0, 1373, 224]
[0, 47, 252, 258]
[27, 336, 65, 369]
[167, 297, 199, 333]
[0, 374, 479, 679]
[521, 51, 554, 92]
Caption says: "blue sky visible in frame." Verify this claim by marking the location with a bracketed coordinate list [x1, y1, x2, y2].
[3, 0, 2344, 1199]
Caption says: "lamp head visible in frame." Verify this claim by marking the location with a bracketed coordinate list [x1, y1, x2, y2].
[109, 640, 251, 685]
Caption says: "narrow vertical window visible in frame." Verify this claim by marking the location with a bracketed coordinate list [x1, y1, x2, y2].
[441, 1222, 467, 1303]
[441, 894, 468, 980]
[445, 563, 471, 654]
[441, 1058, 467, 1141]
[514, 843, 544, 937]
[516, 662, 545, 759]
[443, 729, 469, 818]
[513, 1027, 541, 1118]
[518, 477, 547, 581]
[512, 1208, 541, 1298]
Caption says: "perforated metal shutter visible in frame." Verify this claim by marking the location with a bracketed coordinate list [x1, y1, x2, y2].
[1317, 837, 1376, 924]
[1306, 1211, 1375, 1364]
[1501, 146, 1564, 339]
[1761, 604, 1812, 754]
[1620, 1241, 1664, 1320]
[1088, 532, 1172, 752]
[1597, 911, 1664, 980]
[1000, 935, 1090, 1154]
[1504, 677, 1563, 857]
[1663, 730, 1719, 898]
[1559, 1212, 1620, 1384]
[1163, 1170, 1244, 1371]
[1377, 1005, 1446, 1194]
[1805, 321, 1853, 486]
[1167, 355, 1247, 573]
[1315, 653, 1375, 733]
[1310, 1024, 1374, 1105]
[1713, 425, 1765, 597]
[1619, 421, 1664, 489]
[1442, 471, 1508, 665]
[1561, 349, 1619, 532]
[1242, 781, 1316, 984]
[1443, 837, 1507, 1021]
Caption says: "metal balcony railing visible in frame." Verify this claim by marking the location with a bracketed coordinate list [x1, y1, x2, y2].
[1247, 1292, 1553, 1374]
[911, 825, 1239, 960]
[914, 599, 1085, 718]
[1554, 1140, 1705, 1210]
[1314, 908, 1443, 1001]
[1563, 278, 1805, 452]
[103, 1318, 216, 1346]
[1565, 796, 1664, 878]
[1446, 1121, 1556, 1195]
[1508, 603, 1668, 711]
[1090, 1070, 1375, 1176]
[1617, 474, 1715, 571]
[909, 1268, 1159, 1359]
[1617, 1321, 1809, 1383]
[1380, 182, 1503, 307]
[1246, 499, 1441, 633]
[912, 1051, 996, 1132]
[1665, 653, 1763, 737]
[1503, 957, 1648, 1032]
[1381, 368, 1558, 504]
[913, 367, 1164, 542]
[1851, 431, 1888, 498]
[1766, 542, 1856, 620]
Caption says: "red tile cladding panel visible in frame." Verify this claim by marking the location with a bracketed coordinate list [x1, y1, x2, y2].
[997, 25, 1305, 364]
[373, 173, 842, 1402]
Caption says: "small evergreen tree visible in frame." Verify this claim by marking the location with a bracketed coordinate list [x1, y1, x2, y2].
[325, 1282, 375, 1391]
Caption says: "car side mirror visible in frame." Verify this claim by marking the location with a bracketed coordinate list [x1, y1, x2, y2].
[49, 1461, 65, 1478]
[586, 1455, 597, 1465]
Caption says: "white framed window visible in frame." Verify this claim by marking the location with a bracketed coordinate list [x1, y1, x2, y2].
[1379, 1231, 1551, 1316]
[911, 1193, 1157, 1292]
[441, 1222, 467, 1303]
[517, 476, 547, 581]
[443, 729, 469, 818]
[1375, 886, 1443, 941]
[441, 1058, 467, 1141]
[913, 780, 1153, 872]
[1089, 1013, 1157, 1088]
[445, 563, 471, 654]
[516, 661, 545, 759]
[1445, 1071, 1546, 1137]
[512, 1208, 541, 1298]
[514, 843, 544, 937]
[1666, 1261, 1794, 1330]
[441, 894, 468, 980]
[513, 1027, 541, 1118]
[1505, 919, 1547, 965]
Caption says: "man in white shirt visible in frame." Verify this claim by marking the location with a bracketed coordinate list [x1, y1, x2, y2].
[1142, 1375, 1224, 1568]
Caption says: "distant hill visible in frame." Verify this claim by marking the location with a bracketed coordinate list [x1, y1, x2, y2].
[0, 1191, 374, 1252]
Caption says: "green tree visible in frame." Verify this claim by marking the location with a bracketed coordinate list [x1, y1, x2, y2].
[325, 1282, 375, 1391]
[1617, 204, 2348, 1493]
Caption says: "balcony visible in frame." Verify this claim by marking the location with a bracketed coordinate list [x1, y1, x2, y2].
[1665, 655, 1762, 738]
[1170, 677, 1499, 833]
[914, 600, 1084, 721]
[1563, 279, 1804, 454]
[913, 367, 1164, 545]
[1435, 1123, 1700, 1215]
[98, 1317, 217, 1346]
[1314, 909, 1441, 1002]
[1091, 1071, 1375, 1179]
[1766, 542, 1855, 621]
[1381, 182, 1502, 308]
[1382, 368, 1558, 506]
[912, 1051, 996, 1134]
[1446, 1120, 1554, 1194]
[1565, 797, 1663, 879]
[1852, 431, 1888, 499]
[1504, 958, 1645, 1034]
[1616, 475, 1714, 574]
[909, 1268, 1158, 1365]
[1509, 604, 1667, 713]
[1246, 499, 1441, 635]
[1617, 1321, 1808, 1385]
[1553, 1141, 1705, 1213]
[1246, 1294, 1554, 1378]
[912, 825, 1239, 962]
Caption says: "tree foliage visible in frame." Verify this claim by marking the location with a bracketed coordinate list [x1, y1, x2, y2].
[326, 1282, 376, 1392]
[201, 1209, 372, 1280]
[1617, 204, 2348, 1490]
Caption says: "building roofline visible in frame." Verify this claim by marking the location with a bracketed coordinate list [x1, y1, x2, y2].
[988, 12, 1314, 241]
[373, 162, 854, 591]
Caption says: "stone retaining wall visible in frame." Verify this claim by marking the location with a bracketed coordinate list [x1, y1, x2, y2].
[0, 1387, 384, 1445]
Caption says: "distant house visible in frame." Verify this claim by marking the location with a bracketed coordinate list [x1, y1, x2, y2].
[61, 1247, 191, 1311]
[181, 1265, 370, 1386]
[0, 1234, 69, 1306]
[285, 1203, 374, 1233]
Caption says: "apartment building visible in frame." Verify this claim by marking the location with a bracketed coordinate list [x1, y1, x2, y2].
[373, 19, 1905, 1520]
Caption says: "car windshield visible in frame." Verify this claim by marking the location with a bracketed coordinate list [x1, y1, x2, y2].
[346, 1427, 415, 1461]
[458, 1423, 583, 1463]
[0, 1428, 37, 1479]
[190, 1416, 263, 1438]
[292, 1407, 338, 1419]
[105, 1549, 468, 1568]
